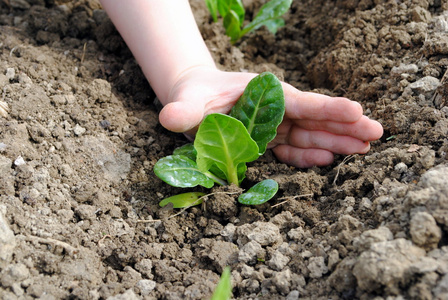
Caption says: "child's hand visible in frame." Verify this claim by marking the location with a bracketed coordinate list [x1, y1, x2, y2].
[159, 67, 383, 168]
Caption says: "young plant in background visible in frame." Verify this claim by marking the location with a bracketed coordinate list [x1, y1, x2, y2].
[205, 0, 293, 43]
[154, 72, 285, 207]
[211, 267, 232, 300]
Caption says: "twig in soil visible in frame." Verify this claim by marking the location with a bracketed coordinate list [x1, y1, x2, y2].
[0, 101, 9, 117]
[9, 44, 22, 57]
[97, 234, 112, 247]
[136, 219, 161, 224]
[272, 193, 313, 208]
[332, 154, 356, 185]
[26, 235, 78, 256]
[80, 42, 87, 64]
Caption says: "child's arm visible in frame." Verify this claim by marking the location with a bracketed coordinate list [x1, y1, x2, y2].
[99, 0, 216, 103]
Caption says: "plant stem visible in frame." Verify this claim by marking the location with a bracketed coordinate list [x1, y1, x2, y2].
[204, 171, 228, 186]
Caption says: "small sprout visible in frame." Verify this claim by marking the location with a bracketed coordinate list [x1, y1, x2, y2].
[159, 192, 206, 208]
[205, 0, 292, 44]
[386, 135, 396, 141]
[211, 266, 232, 300]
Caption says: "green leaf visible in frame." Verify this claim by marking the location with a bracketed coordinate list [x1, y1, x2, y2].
[159, 192, 205, 208]
[205, 0, 219, 22]
[194, 113, 259, 186]
[173, 143, 197, 161]
[154, 155, 214, 188]
[211, 266, 232, 300]
[260, 18, 285, 35]
[223, 10, 242, 43]
[238, 179, 279, 205]
[230, 72, 285, 154]
[241, 0, 292, 37]
[218, 0, 245, 24]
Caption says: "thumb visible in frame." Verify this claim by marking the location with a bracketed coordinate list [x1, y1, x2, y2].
[159, 100, 205, 133]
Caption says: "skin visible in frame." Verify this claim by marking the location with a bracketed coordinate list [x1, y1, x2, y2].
[99, 0, 384, 168]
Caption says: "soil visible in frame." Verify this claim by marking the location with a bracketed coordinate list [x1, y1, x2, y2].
[1, 0, 448, 299]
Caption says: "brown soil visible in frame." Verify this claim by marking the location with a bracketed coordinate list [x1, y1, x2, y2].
[1, 0, 448, 299]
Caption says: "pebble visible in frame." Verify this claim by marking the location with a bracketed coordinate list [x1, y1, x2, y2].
[267, 250, 290, 271]
[135, 279, 156, 296]
[286, 290, 300, 300]
[271, 269, 292, 294]
[134, 259, 153, 279]
[238, 240, 263, 264]
[236, 221, 281, 247]
[408, 76, 440, 93]
[0, 211, 16, 268]
[353, 226, 393, 252]
[353, 239, 425, 293]
[14, 156, 25, 166]
[0, 263, 30, 287]
[307, 256, 328, 278]
[106, 289, 139, 300]
[410, 211, 442, 251]
[5, 68, 15, 80]
[73, 124, 86, 136]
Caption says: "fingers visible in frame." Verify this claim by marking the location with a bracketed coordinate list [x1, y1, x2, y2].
[282, 83, 364, 123]
[159, 100, 205, 132]
[273, 145, 335, 168]
[294, 116, 384, 142]
[285, 127, 371, 155]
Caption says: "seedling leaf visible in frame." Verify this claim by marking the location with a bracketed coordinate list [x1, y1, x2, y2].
[173, 143, 197, 161]
[205, 0, 219, 22]
[241, 0, 292, 37]
[238, 179, 278, 205]
[154, 155, 214, 188]
[218, 0, 245, 24]
[194, 113, 259, 186]
[260, 18, 285, 35]
[159, 192, 205, 208]
[223, 10, 242, 43]
[211, 266, 232, 300]
[230, 72, 285, 154]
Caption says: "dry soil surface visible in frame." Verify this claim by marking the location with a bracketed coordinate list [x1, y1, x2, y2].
[1, 0, 448, 299]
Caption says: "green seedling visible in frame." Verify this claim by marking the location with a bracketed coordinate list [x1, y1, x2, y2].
[205, 0, 292, 43]
[211, 267, 232, 300]
[159, 192, 206, 208]
[154, 72, 285, 207]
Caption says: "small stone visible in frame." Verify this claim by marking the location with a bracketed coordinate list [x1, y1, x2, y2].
[0, 212, 16, 268]
[135, 279, 156, 296]
[353, 226, 394, 252]
[391, 63, 418, 75]
[73, 124, 86, 136]
[408, 76, 440, 94]
[134, 259, 153, 279]
[236, 222, 281, 247]
[107, 289, 139, 300]
[410, 211, 442, 251]
[0, 263, 30, 287]
[267, 250, 290, 271]
[271, 269, 292, 295]
[286, 290, 300, 300]
[307, 256, 328, 278]
[394, 162, 408, 173]
[14, 156, 25, 166]
[238, 240, 263, 264]
[5, 68, 15, 80]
